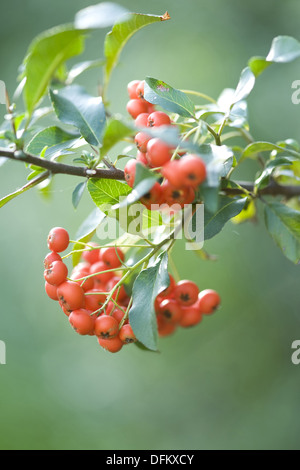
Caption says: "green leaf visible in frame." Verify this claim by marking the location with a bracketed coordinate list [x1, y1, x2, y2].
[23, 27, 85, 117]
[231, 198, 256, 224]
[204, 196, 247, 240]
[129, 251, 169, 350]
[50, 85, 106, 147]
[197, 144, 234, 213]
[144, 77, 195, 118]
[104, 11, 170, 90]
[72, 181, 87, 209]
[0, 172, 48, 209]
[123, 245, 152, 296]
[72, 207, 105, 266]
[26, 126, 80, 158]
[231, 67, 256, 106]
[264, 201, 300, 264]
[255, 156, 297, 190]
[249, 36, 300, 77]
[87, 178, 131, 210]
[242, 141, 300, 160]
[100, 118, 135, 157]
[266, 35, 300, 63]
[248, 56, 271, 77]
[75, 2, 129, 29]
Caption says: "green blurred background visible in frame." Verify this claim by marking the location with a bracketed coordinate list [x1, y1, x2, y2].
[1, 0, 300, 450]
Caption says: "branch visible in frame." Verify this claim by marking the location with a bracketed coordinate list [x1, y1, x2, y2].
[0, 147, 125, 180]
[221, 179, 300, 199]
[1, 147, 300, 199]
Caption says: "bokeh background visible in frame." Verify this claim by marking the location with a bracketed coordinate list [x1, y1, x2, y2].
[1, 0, 300, 450]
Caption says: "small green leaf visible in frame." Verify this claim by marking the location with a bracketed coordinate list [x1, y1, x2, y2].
[87, 178, 132, 210]
[101, 118, 135, 157]
[249, 36, 300, 77]
[248, 56, 271, 77]
[26, 126, 80, 157]
[75, 2, 129, 29]
[255, 156, 297, 190]
[232, 67, 256, 106]
[144, 77, 195, 118]
[23, 27, 85, 117]
[50, 85, 106, 147]
[72, 207, 106, 266]
[104, 11, 170, 90]
[0, 172, 49, 209]
[72, 181, 87, 209]
[266, 35, 300, 63]
[129, 251, 169, 350]
[231, 199, 256, 224]
[195, 145, 234, 213]
[242, 141, 300, 160]
[204, 196, 247, 240]
[264, 201, 300, 264]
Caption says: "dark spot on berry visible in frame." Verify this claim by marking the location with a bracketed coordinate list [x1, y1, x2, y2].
[163, 309, 172, 319]
[180, 293, 190, 302]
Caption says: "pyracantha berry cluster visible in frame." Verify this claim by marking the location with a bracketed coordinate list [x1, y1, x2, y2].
[44, 227, 221, 353]
[125, 79, 207, 210]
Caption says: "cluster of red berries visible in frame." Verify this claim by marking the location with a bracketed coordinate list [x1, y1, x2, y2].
[125, 79, 207, 210]
[44, 227, 221, 353]
[43, 227, 136, 353]
[155, 274, 220, 337]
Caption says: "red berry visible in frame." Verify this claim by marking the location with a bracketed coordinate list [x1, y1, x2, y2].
[119, 324, 136, 344]
[94, 314, 119, 339]
[44, 252, 62, 269]
[157, 315, 177, 337]
[146, 138, 173, 167]
[44, 260, 68, 286]
[84, 288, 107, 311]
[179, 305, 202, 327]
[179, 154, 206, 187]
[124, 159, 139, 188]
[135, 131, 151, 153]
[135, 113, 149, 128]
[106, 276, 128, 302]
[111, 307, 127, 325]
[147, 111, 171, 127]
[71, 268, 94, 292]
[127, 80, 141, 99]
[174, 280, 199, 306]
[47, 227, 69, 253]
[140, 182, 162, 210]
[69, 309, 95, 335]
[159, 298, 182, 323]
[161, 160, 182, 188]
[127, 99, 149, 119]
[81, 242, 100, 265]
[159, 274, 176, 298]
[57, 281, 85, 311]
[90, 260, 114, 284]
[136, 151, 148, 165]
[136, 80, 145, 100]
[45, 281, 59, 301]
[161, 180, 195, 207]
[59, 301, 72, 317]
[98, 335, 123, 353]
[101, 247, 125, 269]
[197, 289, 221, 314]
